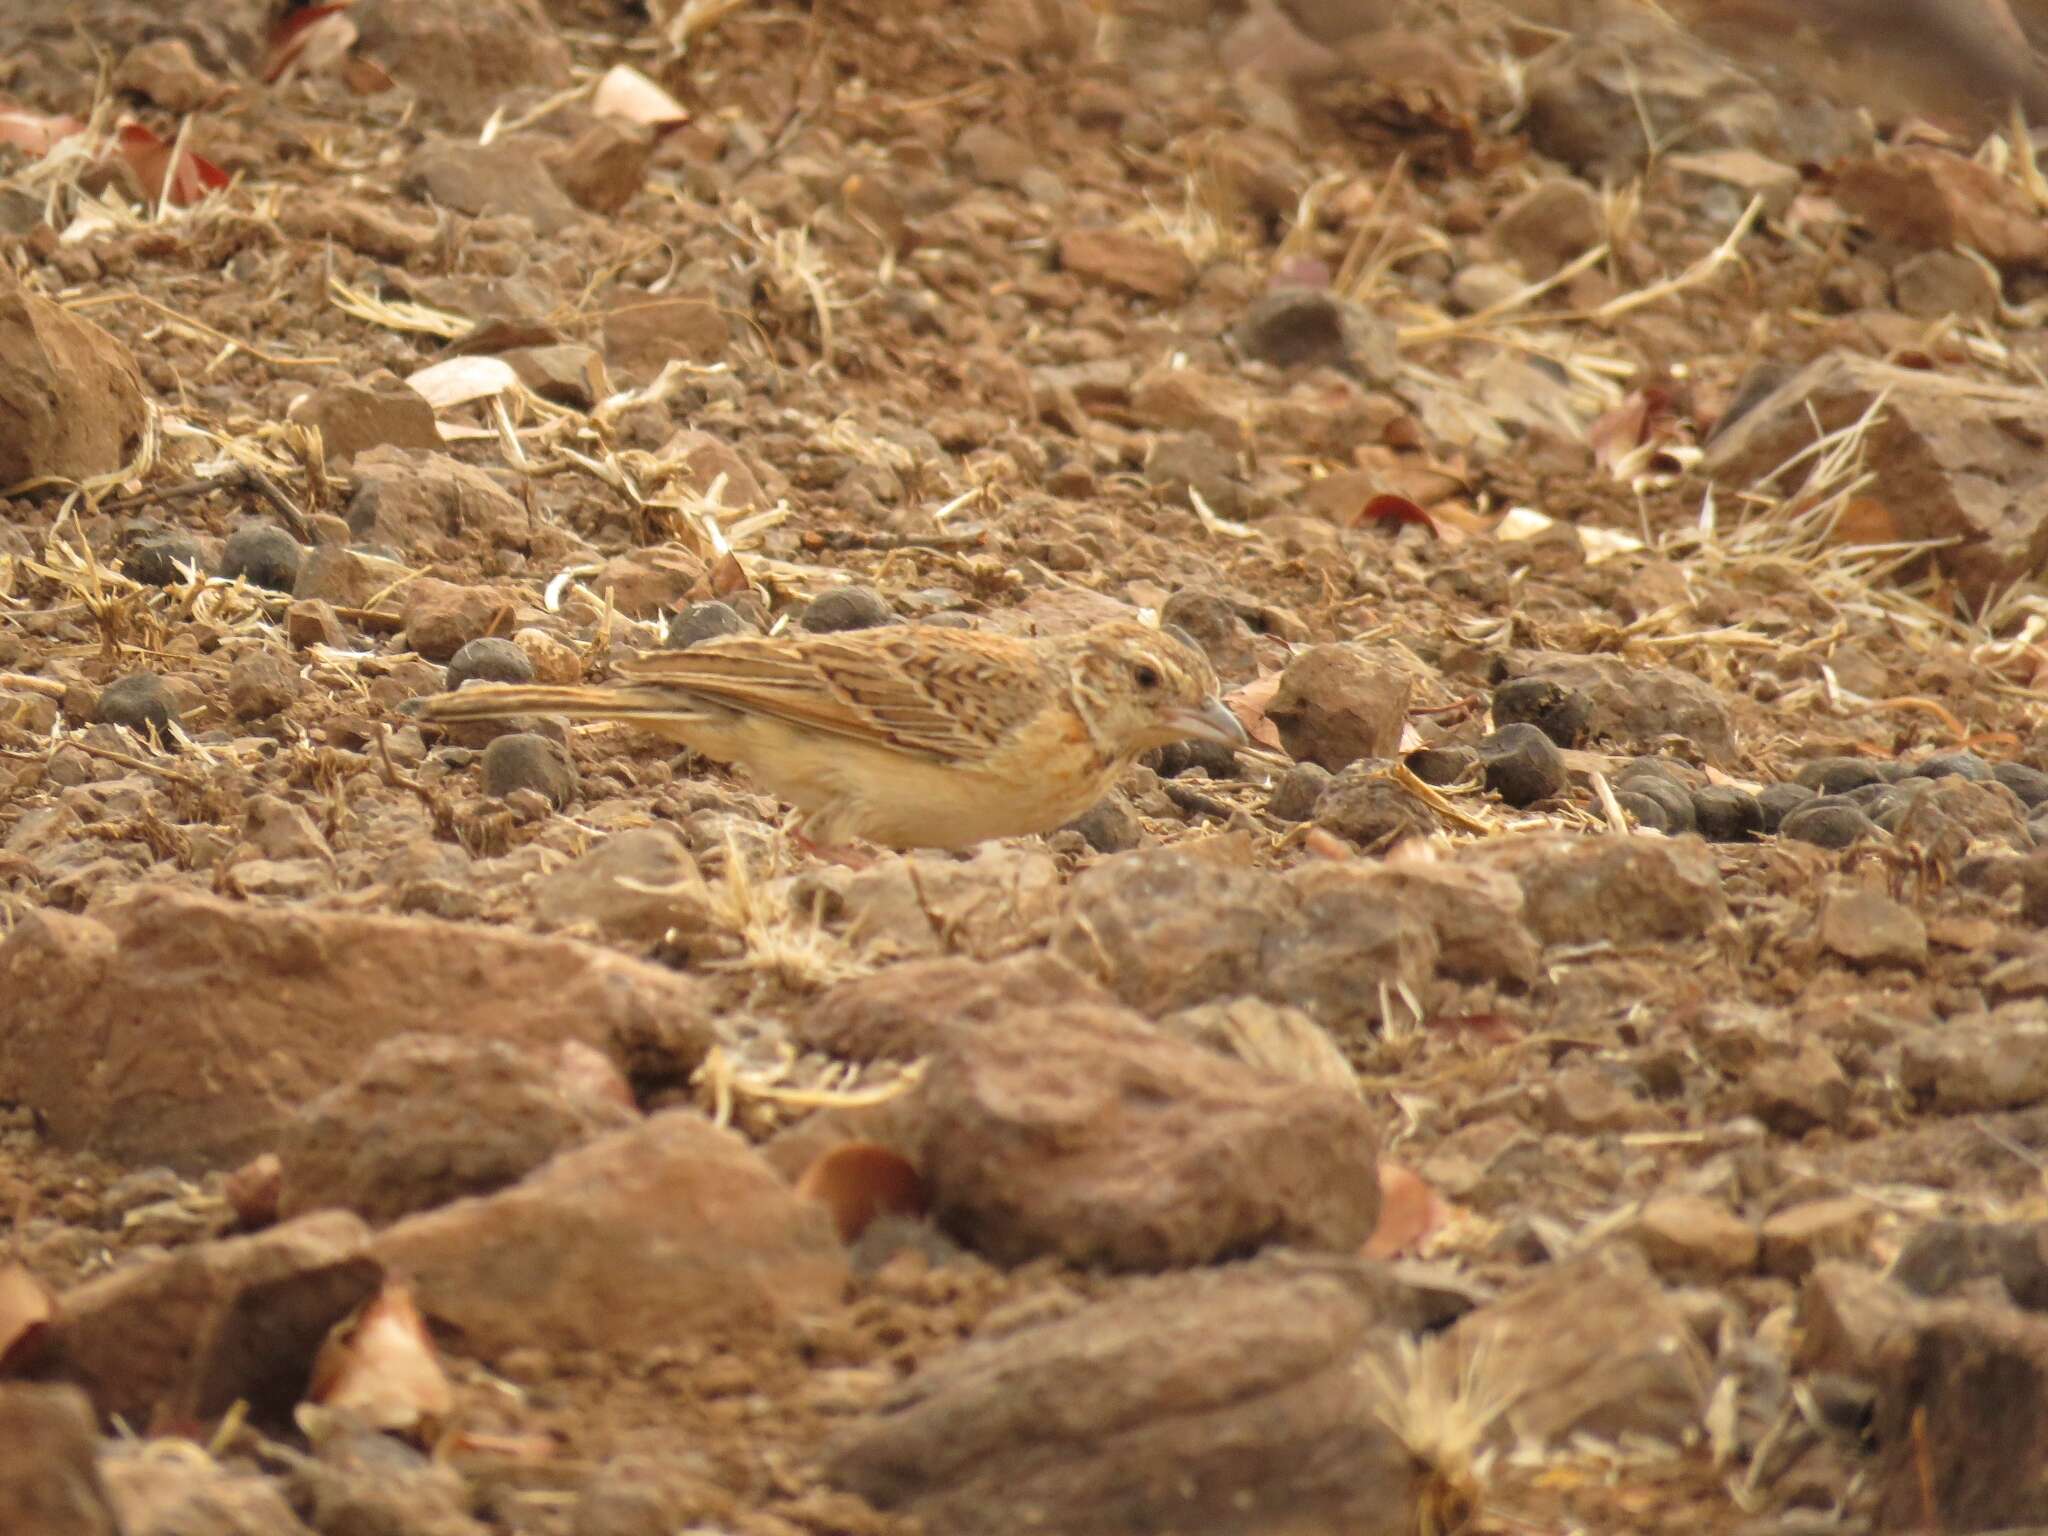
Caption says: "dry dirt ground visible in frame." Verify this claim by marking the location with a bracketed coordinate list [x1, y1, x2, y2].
[10, 0, 2048, 1533]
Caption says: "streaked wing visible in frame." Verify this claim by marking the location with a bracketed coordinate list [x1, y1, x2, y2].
[612, 626, 1055, 764]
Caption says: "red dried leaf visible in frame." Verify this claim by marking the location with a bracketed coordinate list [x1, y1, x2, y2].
[1357, 493, 1438, 537]
[795, 1142, 926, 1244]
[115, 120, 229, 206]
[1221, 671, 1284, 752]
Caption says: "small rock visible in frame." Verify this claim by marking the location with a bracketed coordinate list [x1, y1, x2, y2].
[666, 600, 750, 649]
[285, 598, 347, 650]
[347, 447, 550, 560]
[1613, 789, 1676, 833]
[293, 546, 378, 607]
[826, 1258, 1424, 1536]
[1231, 287, 1397, 378]
[1691, 785, 1764, 842]
[1491, 833, 1727, 947]
[802, 585, 896, 633]
[219, 524, 305, 592]
[481, 733, 577, 808]
[1795, 756, 1889, 795]
[112, 37, 219, 113]
[1145, 737, 1240, 780]
[1621, 1195, 1759, 1281]
[1818, 882, 1927, 969]
[401, 136, 581, 235]
[1900, 1013, 2048, 1111]
[402, 576, 517, 661]
[123, 534, 205, 586]
[1996, 762, 2048, 809]
[277, 1033, 638, 1224]
[533, 827, 702, 941]
[1761, 1197, 1877, 1279]
[1265, 643, 1411, 770]
[43, 1210, 380, 1427]
[96, 673, 180, 739]
[1493, 178, 1604, 277]
[286, 380, 440, 465]
[919, 1004, 1379, 1268]
[1448, 1245, 1710, 1447]
[1159, 589, 1261, 680]
[1057, 227, 1193, 302]
[551, 118, 652, 216]
[1893, 249, 1999, 319]
[1143, 432, 1243, 518]
[226, 651, 302, 720]
[1266, 761, 1331, 821]
[1618, 773, 1696, 832]
[1512, 654, 1735, 763]
[597, 545, 709, 618]
[374, 1110, 846, 1358]
[1063, 797, 1141, 854]
[1757, 780, 1816, 832]
[446, 635, 534, 689]
[1749, 1038, 1852, 1134]
[1779, 800, 1876, 849]
[601, 292, 730, 379]
[1404, 745, 1479, 786]
[0, 1383, 116, 1536]
[501, 342, 607, 408]
[0, 277, 147, 484]
[1916, 749, 1994, 782]
[796, 951, 1113, 1062]
[1477, 723, 1568, 807]
[512, 627, 581, 684]
[1315, 766, 1438, 847]
[1491, 677, 1589, 748]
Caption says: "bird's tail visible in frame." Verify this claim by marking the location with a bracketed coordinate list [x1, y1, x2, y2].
[403, 682, 700, 726]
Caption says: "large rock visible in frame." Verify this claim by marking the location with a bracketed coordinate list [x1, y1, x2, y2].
[1480, 833, 1728, 948]
[1265, 643, 1412, 770]
[827, 1258, 1429, 1536]
[0, 278, 147, 485]
[345, 446, 575, 561]
[373, 1110, 846, 1359]
[1510, 653, 1736, 764]
[0, 1384, 117, 1536]
[0, 888, 711, 1169]
[352, 0, 572, 128]
[277, 1033, 638, 1224]
[42, 1212, 380, 1430]
[916, 1004, 1380, 1269]
[1051, 849, 1440, 1033]
[797, 951, 1115, 1061]
[1703, 353, 2048, 604]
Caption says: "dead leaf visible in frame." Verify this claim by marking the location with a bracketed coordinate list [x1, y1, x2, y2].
[264, 3, 360, 85]
[1221, 671, 1284, 752]
[114, 120, 230, 206]
[406, 355, 518, 409]
[591, 64, 689, 130]
[306, 1281, 453, 1434]
[0, 1261, 55, 1375]
[0, 108, 85, 157]
[795, 1142, 926, 1244]
[1357, 492, 1438, 537]
[1362, 1163, 1449, 1260]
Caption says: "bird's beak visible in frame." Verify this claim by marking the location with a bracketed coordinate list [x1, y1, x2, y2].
[1168, 697, 1250, 748]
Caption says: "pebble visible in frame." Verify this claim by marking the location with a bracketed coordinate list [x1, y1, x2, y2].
[1063, 797, 1141, 854]
[1476, 723, 1567, 807]
[96, 672, 180, 739]
[666, 600, 750, 649]
[219, 523, 305, 592]
[1691, 785, 1764, 842]
[1613, 789, 1676, 833]
[481, 733, 577, 808]
[446, 636, 535, 689]
[1159, 589, 1258, 678]
[124, 533, 206, 586]
[1913, 750, 1992, 783]
[1491, 677, 1589, 748]
[1266, 762, 1331, 822]
[225, 652, 302, 720]
[801, 585, 895, 633]
[1756, 781, 1816, 833]
[1779, 800, 1876, 848]
[1618, 773, 1697, 833]
[1315, 767, 1437, 846]
[1146, 738, 1239, 779]
[1994, 762, 2048, 809]
[1795, 756, 1886, 795]
[1405, 745, 1480, 786]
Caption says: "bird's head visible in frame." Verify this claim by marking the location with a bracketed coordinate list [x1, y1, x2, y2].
[1055, 620, 1248, 759]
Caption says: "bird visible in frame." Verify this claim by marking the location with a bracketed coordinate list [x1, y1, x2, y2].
[404, 618, 1248, 852]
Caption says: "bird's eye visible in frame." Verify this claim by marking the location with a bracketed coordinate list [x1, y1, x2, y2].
[1133, 664, 1161, 690]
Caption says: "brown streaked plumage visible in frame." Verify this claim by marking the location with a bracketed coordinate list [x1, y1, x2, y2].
[404, 619, 1247, 850]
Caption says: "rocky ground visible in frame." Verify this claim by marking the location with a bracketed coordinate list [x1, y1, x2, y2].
[8, 0, 2048, 1532]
